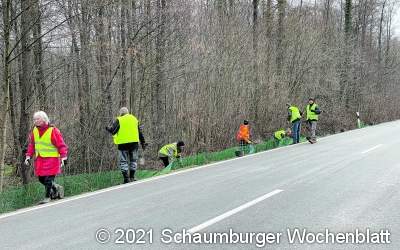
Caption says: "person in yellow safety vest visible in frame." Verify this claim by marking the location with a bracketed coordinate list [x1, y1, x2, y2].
[273, 128, 291, 147]
[106, 107, 147, 183]
[158, 141, 185, 167]
[287, 103, 302, 144]
[24, 111, 68, 204]
[305, 98, 321, 144]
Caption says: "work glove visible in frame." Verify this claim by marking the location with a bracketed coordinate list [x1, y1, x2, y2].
[61, 157, 68, 167]
[24, 157, 31, 166]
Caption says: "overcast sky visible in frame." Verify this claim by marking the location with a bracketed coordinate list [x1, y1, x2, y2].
[393, 7, 400, 38]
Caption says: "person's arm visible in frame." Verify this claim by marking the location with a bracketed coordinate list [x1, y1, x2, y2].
[287, 109, 292, 121]
[175, 148, 181, 160]
[26, 132, 35, 158]
[106, 120, 120, 135]
[138, 124, 147, 149]
[51, 127, 68, 159]
[314, 106, 321, 114]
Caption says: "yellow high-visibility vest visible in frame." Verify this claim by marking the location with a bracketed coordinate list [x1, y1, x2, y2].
[113, 114, 139, 144]
[159, 143, 178, 158]
[306, 103, 319, 121]
[33, 127, 60, 157]
[274, 130, 286, 140]
[289, 106, 301, 123]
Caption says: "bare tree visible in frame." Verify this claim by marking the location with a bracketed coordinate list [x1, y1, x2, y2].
[32, 0, 47, 110]
[276, 0, 286, 77]
[0, 0, 12, 192]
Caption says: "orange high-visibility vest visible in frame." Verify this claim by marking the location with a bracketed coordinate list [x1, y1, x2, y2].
[236, 124, 250, 142]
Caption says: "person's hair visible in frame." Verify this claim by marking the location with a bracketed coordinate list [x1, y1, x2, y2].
[243, 120, 249, 125]
[177, 141, 185, 147]
[119, 107, 129, 115]
[309, 98, 315, 101]
[33, 111, 50, 124]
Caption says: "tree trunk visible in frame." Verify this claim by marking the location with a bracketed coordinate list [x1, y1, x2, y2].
[153, 0, 167, 150]
[79, 1, 92, 171]
[119, 0, 128, 107]
[128, 0, 137, 112]
[95, 4, 113, 116]
[276, 0, 286, 77]
[252, 0, 260, 121]
[339, 0, 352, 110]
[384, 2, 392, 67]
[0, 0, 11, 192]
[32, 0, 47, 110]
[18, 0, 33, 184]
[378, 0, 386, 64]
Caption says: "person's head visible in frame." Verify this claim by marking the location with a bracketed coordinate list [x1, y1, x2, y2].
[243, 120, 249, 125]
[308, 98, 315, 105]
[286, 103, 291, 108]
[177, 141, 185, 153]
[119, 107, 129, 116]
[285, 128, 292, 137]
[33, 111, 50, 127]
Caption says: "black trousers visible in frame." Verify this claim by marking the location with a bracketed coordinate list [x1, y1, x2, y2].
[38, 175, 56, 198]
[159, 157, 169, 167]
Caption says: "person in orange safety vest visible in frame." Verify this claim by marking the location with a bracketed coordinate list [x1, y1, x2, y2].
[236, 120, 252, 156]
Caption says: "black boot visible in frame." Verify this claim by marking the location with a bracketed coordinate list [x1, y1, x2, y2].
[129, 170, 136, 182]
[122, 171, 130, 184]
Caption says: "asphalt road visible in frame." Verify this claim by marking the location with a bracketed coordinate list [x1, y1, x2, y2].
[1, 121, 399, 250]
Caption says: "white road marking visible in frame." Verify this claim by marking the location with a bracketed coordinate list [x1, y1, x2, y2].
[361, 144, 383, 154]
[187, 189, 284, 233]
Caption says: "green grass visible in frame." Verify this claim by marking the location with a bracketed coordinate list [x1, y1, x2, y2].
[0, 136, 304, 214]
[0, 169, 160, 214]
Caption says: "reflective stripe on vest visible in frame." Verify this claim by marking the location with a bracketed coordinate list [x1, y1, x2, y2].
[289, 106, 301, 123]
[33, 127, 60, 157]
[113, 114, 139, 145]
[306, 103, 319, 121]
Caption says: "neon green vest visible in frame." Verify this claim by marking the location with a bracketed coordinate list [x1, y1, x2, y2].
[306, 103, 319, 121]
[113, 114, 139, 145]
[159, 143, 178, 157]
[289, 106, 301, 123]
[274, 130, 286, 140]
[33, 127, 60, 157]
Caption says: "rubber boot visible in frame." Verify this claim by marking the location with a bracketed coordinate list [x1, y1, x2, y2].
[54, 184, 64, 199]
[129, 170, 136, 182]
[50, 188, 57, 200]
[122, 171, 130, 184]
